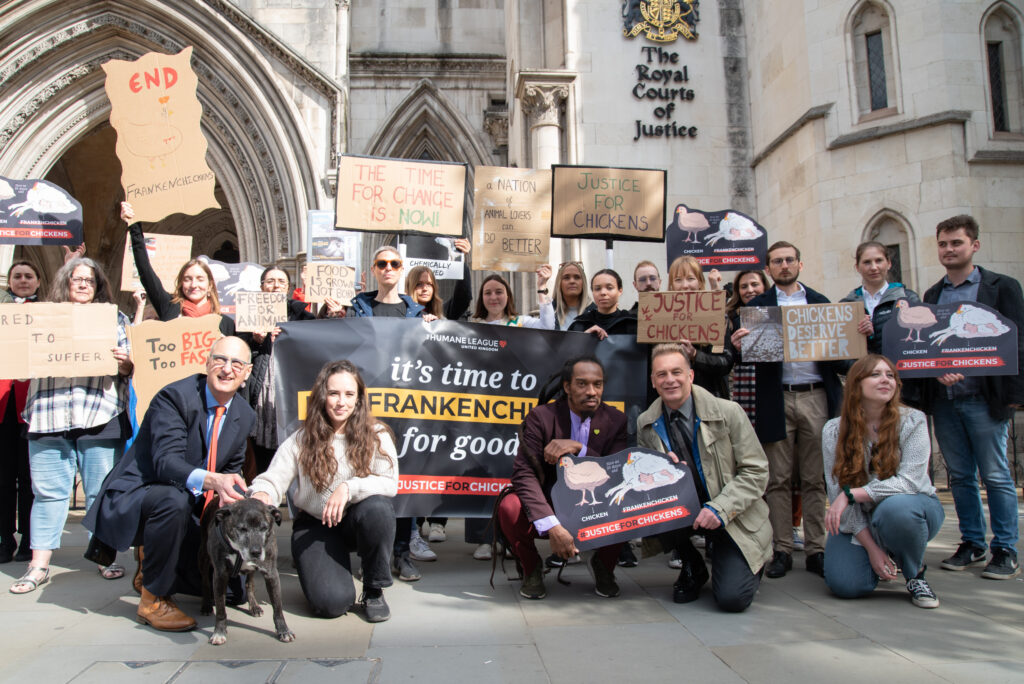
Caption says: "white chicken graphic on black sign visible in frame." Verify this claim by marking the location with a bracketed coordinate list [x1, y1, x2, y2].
[929, 303, 1010, 346]
[605, 451, 685, 506]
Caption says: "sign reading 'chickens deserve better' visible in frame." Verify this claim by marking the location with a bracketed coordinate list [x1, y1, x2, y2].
[104, 47, 219, 224]
[665, 204, 768, 271]
[882, 299, 1018, 378]
[0, 176, 83, 246]
[551, 447, 700, 551]
[739, 303, 866, 363]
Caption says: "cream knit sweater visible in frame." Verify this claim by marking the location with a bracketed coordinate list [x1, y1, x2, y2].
[250, 424, 398, 518]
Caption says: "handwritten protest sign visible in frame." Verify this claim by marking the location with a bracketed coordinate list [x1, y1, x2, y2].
[882, 300, 1018, 378]
[551, 165, 665, 242]
[636, 291, 727, 345]
[473, 166, 551, 271]
[120, 232, 193, 292]
[782, 303, 865, 362]
[0, 176, 83, 246]
[129, 315, 221, 419]
[197, 256, 264, 317]
[335, 155, 466, 237]
[104, 47, 219, 223]
[665, 204, 767, 271]
[305, 261, 356, 305]
[235, 291, 287, 334]
[0, 303, 116, 378]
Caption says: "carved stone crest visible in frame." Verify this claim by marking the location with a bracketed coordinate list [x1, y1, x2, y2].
[622, 0, 699, 42]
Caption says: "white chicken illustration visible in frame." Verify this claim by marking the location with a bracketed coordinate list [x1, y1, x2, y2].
[0, 178, 15, 201]
[6, 182, 77, 217]
[205, 261, 264, 297]
[703, 212, 764, 246]
[929, 303, 1011, 346]
[605, 451, 685, 506]
[120, 96, 182, 168]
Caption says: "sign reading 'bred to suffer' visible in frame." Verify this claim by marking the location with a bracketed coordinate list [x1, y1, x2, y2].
[335, 155, 466, 237]
[551, 165, 665, 242]
[636, 290, 727, 345]
[473, 166, 552, 271]
[0, 303, 117, 378]
[103, 47, 219, 223]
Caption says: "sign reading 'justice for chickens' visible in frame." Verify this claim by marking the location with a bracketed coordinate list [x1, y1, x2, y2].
[552, 447, 700, 551]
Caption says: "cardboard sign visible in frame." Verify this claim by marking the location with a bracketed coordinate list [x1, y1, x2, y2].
[129, 315, 221, 419]
[473, 166, 552, 271]
[104, 47, 219, 223]
[882, 300, 1019, 378]
[551, 447, 699, 551]
[0, 177, 83, 246]
[782, 303, 865, 362]
[0, 303, 117, 378]
[234, 291, 287, 334]
[197, 256, 264, 317]
[739, 306, 784, 362]
[335, 155, 466, 236]
[120, 232, 193, 292]
[636, 291, 727, 345]
[400, 235, 464, 280]
[307, 209, 362, 267]
[305, 261, 356, 305]
[550, 165, 665, 242]
[665, 204, 767, 271]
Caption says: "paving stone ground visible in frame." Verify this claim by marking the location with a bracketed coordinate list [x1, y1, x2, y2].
[1, 494, 1022, 683]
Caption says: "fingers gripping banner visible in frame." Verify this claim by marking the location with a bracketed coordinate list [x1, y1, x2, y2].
[273, 319, 648, 517]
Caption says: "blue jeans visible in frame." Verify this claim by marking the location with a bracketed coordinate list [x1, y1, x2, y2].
[824, 494, 945, 598]
[932, 397, 1019, 551]
[28, 435, 121, 551]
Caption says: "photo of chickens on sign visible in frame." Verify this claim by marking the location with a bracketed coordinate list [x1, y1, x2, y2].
[882, 299, 1018, 378]
[552, 447, 700, 551]
[0, 176, 83, 246]
[665, 204, 767, 270]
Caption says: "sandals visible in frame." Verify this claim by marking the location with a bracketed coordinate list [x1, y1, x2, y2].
[10, 566, 50, 594]
[100, 563, 125, 580]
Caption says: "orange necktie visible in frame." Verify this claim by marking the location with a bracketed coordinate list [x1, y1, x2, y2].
[202, 405, 226, 513]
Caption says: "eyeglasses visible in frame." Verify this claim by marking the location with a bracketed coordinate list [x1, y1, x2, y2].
[636, 275, 660, 284]
[375, 259, 403, 270]
[70, 276, 96, 287]
[769, 257, 798, 266]
[209, 354, 250, 373]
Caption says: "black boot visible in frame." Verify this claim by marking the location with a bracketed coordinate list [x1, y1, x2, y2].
[672, 537, 709, 603]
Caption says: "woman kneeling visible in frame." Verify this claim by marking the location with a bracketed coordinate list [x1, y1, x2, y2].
[822, 355, 944, 608]
[250, 361, 397, 622]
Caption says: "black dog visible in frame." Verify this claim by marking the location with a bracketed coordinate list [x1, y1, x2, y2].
[199, 496, 295, 645]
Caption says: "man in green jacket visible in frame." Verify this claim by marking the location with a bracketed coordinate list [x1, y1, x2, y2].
[636, 343, 772, 612]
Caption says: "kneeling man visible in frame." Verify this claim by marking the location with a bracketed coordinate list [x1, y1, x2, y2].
[84, 336, 256, 631]
[498, 355, 627, 599]
[637, 344, 771, 612]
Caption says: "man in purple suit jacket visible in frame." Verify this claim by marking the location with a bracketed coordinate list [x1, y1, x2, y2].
[497, 355, 628, 600]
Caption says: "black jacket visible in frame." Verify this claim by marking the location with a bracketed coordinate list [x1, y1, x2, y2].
[568, 306, 637, 336]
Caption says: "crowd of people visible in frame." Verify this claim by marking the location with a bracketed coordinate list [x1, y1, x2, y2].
[2, 209, 1021, 630]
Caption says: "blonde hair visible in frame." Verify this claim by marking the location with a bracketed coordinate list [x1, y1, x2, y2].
[554, 262, 592, 324]
[667, 256, 706, 291]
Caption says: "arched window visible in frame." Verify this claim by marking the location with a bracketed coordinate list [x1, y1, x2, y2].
[983, 5, 1024, 135]
[865, 212, 915, 289]
[849, 1, 900, 120]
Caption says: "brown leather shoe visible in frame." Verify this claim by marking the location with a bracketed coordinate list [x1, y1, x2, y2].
[137, 587, 196, 632]
[132, 546, 143, 595]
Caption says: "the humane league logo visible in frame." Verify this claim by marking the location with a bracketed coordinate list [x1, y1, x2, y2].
[425, 332, 504, 353]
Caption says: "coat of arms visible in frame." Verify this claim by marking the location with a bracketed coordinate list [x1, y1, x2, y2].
[622, 0, 699, 42]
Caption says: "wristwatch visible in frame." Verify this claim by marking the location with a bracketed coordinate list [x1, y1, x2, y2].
[537, 288, 549, 294]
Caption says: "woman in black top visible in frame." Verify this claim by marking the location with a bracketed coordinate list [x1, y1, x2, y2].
[568, 269, 637, 338]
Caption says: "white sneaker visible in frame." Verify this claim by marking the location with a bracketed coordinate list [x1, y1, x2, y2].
[668, 548, 683, 569]
[409, 530, 437, 562]
[792, 527, 804, 550]
[428, 523, 447, 543]
[473, 543, 492, 560]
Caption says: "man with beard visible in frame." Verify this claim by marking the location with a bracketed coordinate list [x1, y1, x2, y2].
[732, 242, 842, 579]
[628, 260, 662, 313]
[497, 356, 628, 599]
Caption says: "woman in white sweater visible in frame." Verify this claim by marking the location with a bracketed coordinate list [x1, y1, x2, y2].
[822, 355, 945, 609]
[250, 360, 397, 622]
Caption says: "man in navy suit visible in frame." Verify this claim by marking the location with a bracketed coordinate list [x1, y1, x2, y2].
[84, 336, 256, 632]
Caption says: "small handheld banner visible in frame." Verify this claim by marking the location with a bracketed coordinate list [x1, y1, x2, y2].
[307, 209, 362, 266]
[551, 447, 699, 551]
[0, 177, 83, 246]
[335, 155, 466, 236]
[665, 204, 767, 271]
[740, 303, 865, 362]
[551, 165, 665, 242]
[473, 166, 552, 271]
[129, 314, 221, 419]
[304, 261, 356, 305]
[0, 303, 116, 378]
[636, 290, 727, 345]
[103, 47, 219, 223]
[400, 234, 465, 280]
[234, 291, 287, 334]
[197, 256, 264, 318]
[882, 300, 1019, 378]
[121, 232, 193, 292]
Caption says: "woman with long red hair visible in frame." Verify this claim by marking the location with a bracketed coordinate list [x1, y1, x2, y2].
[822, 355, 944, 608]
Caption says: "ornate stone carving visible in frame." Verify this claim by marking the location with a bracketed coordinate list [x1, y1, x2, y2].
[483, 109, 508, 149]
[520, 84, 569, 128]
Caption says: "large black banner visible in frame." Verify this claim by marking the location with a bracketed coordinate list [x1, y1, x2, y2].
[274, 319, 649, 517]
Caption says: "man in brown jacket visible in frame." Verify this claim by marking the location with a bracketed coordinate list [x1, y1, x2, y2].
[497, 355, 628, 600]
[636, 344, 772, 612]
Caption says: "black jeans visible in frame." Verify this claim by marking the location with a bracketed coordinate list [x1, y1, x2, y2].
[678, 528, 762, 613]
[0, 399, 31, 550]
[292, 495, 396, 618]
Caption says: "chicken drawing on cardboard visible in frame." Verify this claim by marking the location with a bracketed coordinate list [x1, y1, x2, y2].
[605, 451, 685, 506]
[558, 457, 611, 506]
[119, 95, 183, 169]
[929, 303, 1011, 346]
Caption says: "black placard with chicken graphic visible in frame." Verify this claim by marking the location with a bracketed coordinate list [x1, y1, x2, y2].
[552, 447, 700, 551]
[0, 176, 83, 246]
[882, 299, 1018, 378]
[665, 204, 767, 272]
